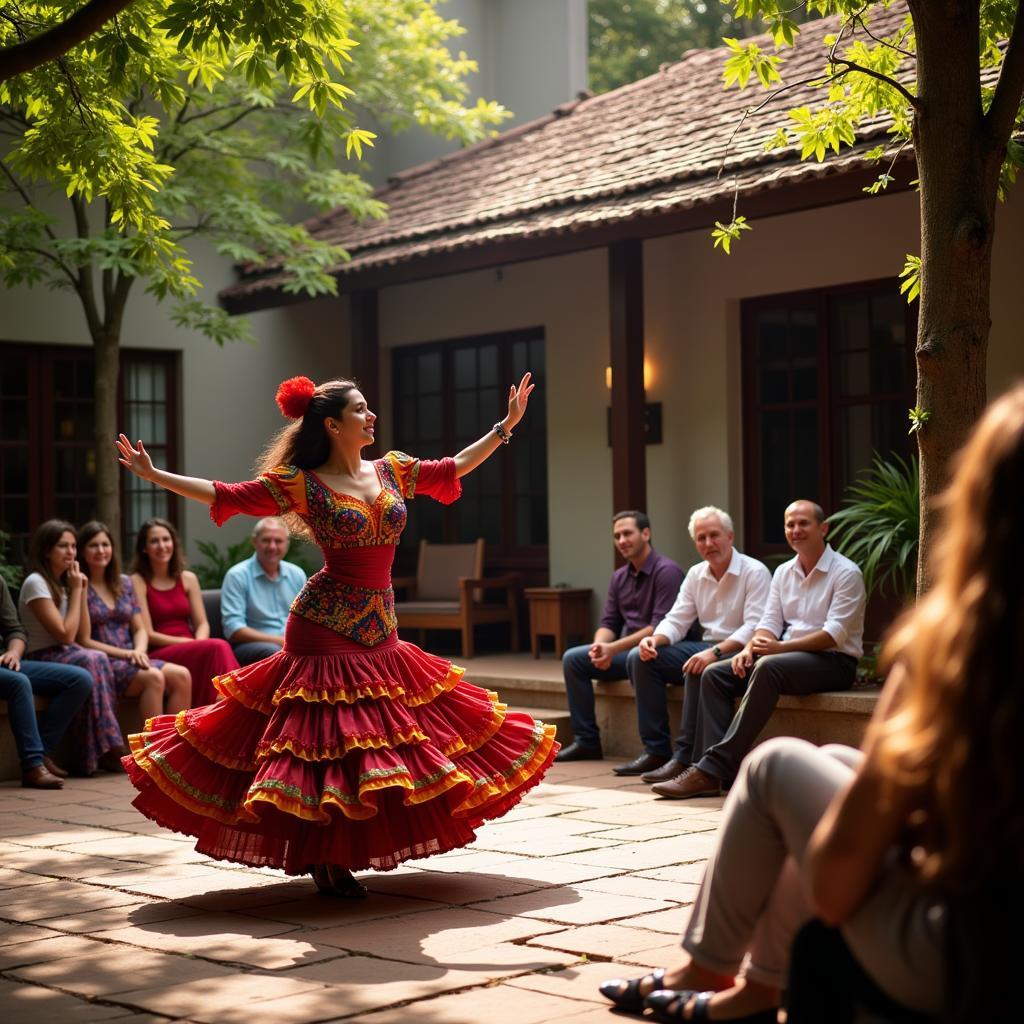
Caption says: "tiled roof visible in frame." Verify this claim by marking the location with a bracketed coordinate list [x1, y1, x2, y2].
[221, 5, 911, 306]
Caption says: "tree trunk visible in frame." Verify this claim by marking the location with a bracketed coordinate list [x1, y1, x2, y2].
[93, 328, 121, 545]
[911, 2, 1003, 592]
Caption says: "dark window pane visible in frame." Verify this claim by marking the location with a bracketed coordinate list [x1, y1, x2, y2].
[1, 498, 29, 534]
[455, 496, 481, 542]
[2, 448, 28, 492]
[793, 409, 819, 503]
[56, 448, 78, 491]
[419, 352, 441, 393]
[530, 438, 547, 492]
[756, 311, 788, 361]
[838, 352, 870, 397]
[760, 369, 789, 403]
[478, 388, 499, 426]
[479, 345, 498, 386]
[454, 393, 477, 438]
[53, 359, 77, 398]
[0, 357, 28, 396]
[832, 297, 870, 352]
[400, 356, 418, 397]
[54, 403, 77, 441]
[418, 395, 442, 439]
[760, 411, 791, 544]
[870, 292, 904, 346]
[454, 348, 476, 390]
[872, 348, 905, 394]
[479, 496, 502, 545]
[873, 402, 910, 464]
[790, 309, 818, 357]
[838, 404, 873, 489]
[1, 400, 29, 441]
[792, 360, 817, 401]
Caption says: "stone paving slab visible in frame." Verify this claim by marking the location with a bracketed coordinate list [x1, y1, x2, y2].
[0, 762, 725, 1022]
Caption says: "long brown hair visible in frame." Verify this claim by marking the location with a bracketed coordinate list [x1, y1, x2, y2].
[77, 521, 123, 598]
[26, 519, 77, 603]
[257, 378, 360, 474]
[132, 517, 185, 581]
[872, 383, 1024, 1020]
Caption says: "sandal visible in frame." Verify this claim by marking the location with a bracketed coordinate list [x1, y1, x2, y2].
[598, 968, 667, 1014]
[310, 864, 368, 899]
[644, 990, 779, 1023]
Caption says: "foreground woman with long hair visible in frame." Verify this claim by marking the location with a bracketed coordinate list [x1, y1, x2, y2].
[601, 383, 1024, 1022]
[116, 373, 557, 897]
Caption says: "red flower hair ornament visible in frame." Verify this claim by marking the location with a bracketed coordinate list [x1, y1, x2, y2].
[276, 376, 316, 419]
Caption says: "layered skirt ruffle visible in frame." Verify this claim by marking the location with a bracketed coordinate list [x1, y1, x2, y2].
[122, 617, 558, 873]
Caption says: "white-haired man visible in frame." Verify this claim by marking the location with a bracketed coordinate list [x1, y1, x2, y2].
[619, 507, 771, 780]
[652, 499, 865, 798]
[220, 517, 307, 665]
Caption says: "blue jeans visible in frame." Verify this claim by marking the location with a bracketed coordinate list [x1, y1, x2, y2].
[232, 641, 282, 666]
[627, 640, 712, 759]
[0, 661, 94, 771]
[561, 644, 634, 748]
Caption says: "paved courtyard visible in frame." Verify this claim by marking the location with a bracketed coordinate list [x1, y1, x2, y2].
[0, 758, 724, 1024]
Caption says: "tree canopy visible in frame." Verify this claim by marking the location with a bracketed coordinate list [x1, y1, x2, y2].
[0, 0, 507, 538]
[716, 0, 1023, 588]
[588, 0, 771, 93]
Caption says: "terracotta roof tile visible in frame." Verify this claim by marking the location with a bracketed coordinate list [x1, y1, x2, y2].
[222, 5, 914, 304]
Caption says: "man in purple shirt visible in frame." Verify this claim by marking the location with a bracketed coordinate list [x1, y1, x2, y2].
[555, 511, 684, 765]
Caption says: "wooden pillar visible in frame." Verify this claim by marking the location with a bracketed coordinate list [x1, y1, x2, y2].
[349, 289, 380, 414]
[608, 239, 647, 516]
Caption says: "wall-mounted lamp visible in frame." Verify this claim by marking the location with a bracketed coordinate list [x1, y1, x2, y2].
[605, 359, 654, 391]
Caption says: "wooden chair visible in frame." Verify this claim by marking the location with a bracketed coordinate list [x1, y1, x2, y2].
[392, 538, 520, 659]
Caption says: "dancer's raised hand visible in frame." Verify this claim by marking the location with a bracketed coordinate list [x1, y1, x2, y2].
[505, 372, 535, 430]
[116, 434, 155, 481]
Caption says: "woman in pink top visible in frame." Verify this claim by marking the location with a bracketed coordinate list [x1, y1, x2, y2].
[131, 518, 238, 706]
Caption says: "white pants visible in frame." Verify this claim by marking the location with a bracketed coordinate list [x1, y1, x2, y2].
[681, 737, 945, 1014]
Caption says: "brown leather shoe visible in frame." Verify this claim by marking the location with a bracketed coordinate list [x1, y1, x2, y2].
[651, 766, 722, 799]
[22, 764, 64, 789]
[42, 755, 69, 779]
[641, 758, 690, 784]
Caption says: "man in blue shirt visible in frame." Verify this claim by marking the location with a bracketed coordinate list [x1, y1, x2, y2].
[220, 517, 307, 665]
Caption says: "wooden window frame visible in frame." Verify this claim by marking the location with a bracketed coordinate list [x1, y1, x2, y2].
[0, 341, 180, 561]
[391, 327, 548, 575]
[740, 279, 917, 560]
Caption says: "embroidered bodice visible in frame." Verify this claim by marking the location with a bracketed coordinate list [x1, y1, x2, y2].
[211, 451, 460, 647]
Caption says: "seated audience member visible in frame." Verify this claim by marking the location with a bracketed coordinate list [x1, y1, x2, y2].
[626, 506, 771, 781]
[555, 510, 684, 764]
[599, 384, 1024, 1024]
[77, 521, 191, 720]
[220, 516, 306, 666]
[651, 499, 865, 799]
[1, 575, 93, 788]
[18, 520, 127, 775]
[132, 517, 239, 706]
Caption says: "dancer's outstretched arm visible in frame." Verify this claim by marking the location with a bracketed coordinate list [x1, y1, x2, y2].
[116, 434, 216, 505]
[452, 372, 535, 479]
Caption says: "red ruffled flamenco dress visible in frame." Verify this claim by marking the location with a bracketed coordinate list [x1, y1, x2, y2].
[122, 452, 559, 873]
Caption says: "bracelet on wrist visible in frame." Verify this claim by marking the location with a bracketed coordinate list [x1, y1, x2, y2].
[493, 421, 512, 444]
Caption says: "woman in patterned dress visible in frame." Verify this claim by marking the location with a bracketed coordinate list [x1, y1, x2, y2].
[116, 373, 558, 897]
[18, 520, 126, 774]
[77, 521, 192, 721]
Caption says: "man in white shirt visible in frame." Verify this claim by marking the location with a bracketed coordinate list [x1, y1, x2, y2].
[618, 507, 771, 779]
[652, 499, 865, 799]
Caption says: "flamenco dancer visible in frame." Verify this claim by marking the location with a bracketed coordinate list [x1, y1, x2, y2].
[116, 373, 558, 897]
